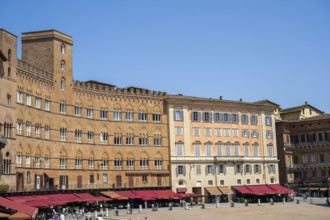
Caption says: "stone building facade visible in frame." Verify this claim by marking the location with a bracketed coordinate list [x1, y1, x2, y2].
[166, 96, 279, 202]
[276, 103, 330, 192]
[0, 29, 170, 192]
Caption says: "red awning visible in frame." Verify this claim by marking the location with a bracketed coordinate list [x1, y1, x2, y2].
[23, 200, 49, 208]
[176, 188, 187, 193]
[47, 194, 83, 203]
[154, 190, 177, 199]
[6, 196, 26, 203]
[267, 184, 295, 194]
[246, 185, 277, 195]
[0, 197, 38, 218]
[234, 186, 256, 195]
[116, 191, 141, 199]
[74, 193, 98, 203]
[96, 196, 112, 202]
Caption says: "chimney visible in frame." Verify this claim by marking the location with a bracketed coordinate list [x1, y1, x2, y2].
[219, 96, 223, 100]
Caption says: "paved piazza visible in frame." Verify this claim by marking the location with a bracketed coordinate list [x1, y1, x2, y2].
[117, 202, 329, 220]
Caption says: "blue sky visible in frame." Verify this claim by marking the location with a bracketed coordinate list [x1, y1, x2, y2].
[2, 0, 330, 112]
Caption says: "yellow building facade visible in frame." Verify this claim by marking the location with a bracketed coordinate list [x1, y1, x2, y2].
[166, 96, 279, 201]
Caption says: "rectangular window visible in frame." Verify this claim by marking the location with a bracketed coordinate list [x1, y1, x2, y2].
[140, 159, 149, 169]
[234, 144, 239, 156]
[193, 128, 200, 136]
[35, 97, 41, 109]
[45, 125, 50, 139]
[175, 127, 183, 135]
[253, 145, 258, 157]
[60, 128, 67, 141]
[191, 111, 201, 122]
[155, 159, 163, 169]
[88, 159, 94, 169]
[196, 164, 201, 175]
[266, 131, 273, 138]
[100, 132, 108, 144]
[17, 121, 22, 135]
[152, 114, 161, 123]
[218, 165, 226, 174]
[126, 112, 133, 121]
[102, 174, 108, 183]
[254, 164, 261, 174]
[232, 129, 239, 137]
[224, 128, 230, 137]
[244, 145, 249, 156]
[174, 110, 183, 121]
[215, 128, 222, 136]
[310, 154, 316, 163]
[26, 123, 31, 136]
[225, 144, 230, 156]
[205, 128, 211, 136]
[252, 130, 259, 138]
[153, 136, 162, 146]
[220, 180, 225, 185]
[138, 112, 147, 122]
[230, 113, 239, 123]
[202, 111, 212, 122]
[176, 144, 183, 156]
[114, 111, 122, 121]
[237, 179, 242, 185]
[35, 125, 41, 138]
[74, 106, 81, 117]
[75, 129, 82, 143]
[223, 113, 230, 123]
[126, 159, 134, 169]
[100, 109, 108, 120]
[206, 144, 212, 156]
[302, 155, 308, 164]
[320, 154, 325, 163]
[268, 145, 273, 157]
[17, 91, 23, 104]
[177, 165, 186, 175]
[87, 108, 94, 119]
[235, 164, 241, 174]
[59, 103, 66, 114]
[265, 116, 272, 126]
[245, 164, 251, 174]
[216, 144, 222, 156]
[26, 94, 32, 106]
[241, 114, 249, 124]
[194, 144, 201, 156]
[87, 131, 94, 143]
[25, 155, 31, 167]
[44, 156, 50, 168]
[242, 130, 250, 137]
[139, 135, 148, 146]
[269, 164, 276, 174]
[208, 180, 213, 186]
[250, 115, 258, 125]
[214, 112, 222, 122]
[140, 175, 147, 184]
[126, 134, 134, 145]
[45, 100, 50, 111]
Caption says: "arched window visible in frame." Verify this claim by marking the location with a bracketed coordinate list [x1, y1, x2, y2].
[61, 44, 65, 54]
[6, 94, 11, 106]
[60, 60, 65, 71]
[8, 49, 11, 62]
[60, 78, 65, 91]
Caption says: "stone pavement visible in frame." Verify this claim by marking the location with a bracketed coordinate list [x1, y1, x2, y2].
[64, 197, 330, 220]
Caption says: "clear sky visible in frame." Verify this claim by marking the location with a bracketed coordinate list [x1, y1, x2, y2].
[2, 0, 330, 112]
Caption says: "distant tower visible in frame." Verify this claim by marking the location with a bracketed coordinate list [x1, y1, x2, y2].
[21, 30, 74, 98]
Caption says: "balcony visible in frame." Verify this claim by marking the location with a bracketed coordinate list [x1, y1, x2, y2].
[290, 141, 330, 148]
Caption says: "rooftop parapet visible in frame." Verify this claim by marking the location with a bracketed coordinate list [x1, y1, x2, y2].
[73, 80, 166, 97]
[18, 60, 53, 80]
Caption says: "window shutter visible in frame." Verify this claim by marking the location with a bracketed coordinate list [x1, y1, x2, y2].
[198, 112, 201, 121]
[209, 112, 213, 122]
[249, 165, 252, 174]
[205, 166, 208, 175]
[176, 167, 178, 176]
[211, 165, 214, 174]
[191, 112, 194, 121]
[224, 165, 226, 174]
[180, 111, 183, 120]
[183, 165, 186, 176]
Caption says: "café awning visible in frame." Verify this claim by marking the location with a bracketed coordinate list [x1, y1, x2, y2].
[0, 197, 37, 219]
[205, 187, 222, 196]
[218, 186, 233, 195]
